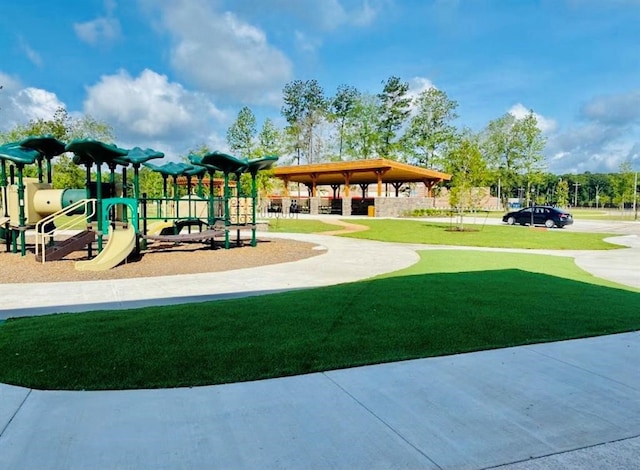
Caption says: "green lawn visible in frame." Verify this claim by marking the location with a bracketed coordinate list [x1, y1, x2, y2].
[263, 217, 620, 250]
[0, 250, 637, 391]
[569, 208, 638, 221]
[340, 219, 620, 250]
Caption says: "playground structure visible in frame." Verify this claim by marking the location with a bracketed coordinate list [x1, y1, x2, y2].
[0, 136, 278, 271]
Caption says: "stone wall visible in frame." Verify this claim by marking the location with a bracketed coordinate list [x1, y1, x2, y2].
[373, 188, 500, 217]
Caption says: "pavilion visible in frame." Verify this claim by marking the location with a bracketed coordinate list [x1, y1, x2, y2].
[272, 158, 451, 216]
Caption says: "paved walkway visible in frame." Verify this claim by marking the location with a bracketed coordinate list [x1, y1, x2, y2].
[1, 219, 640, 469]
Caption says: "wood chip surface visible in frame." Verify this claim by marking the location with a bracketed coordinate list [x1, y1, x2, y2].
[0, 238, 321, 284]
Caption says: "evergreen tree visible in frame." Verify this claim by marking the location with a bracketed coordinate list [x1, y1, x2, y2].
[377, 76, 410, 158]
[226, 106, 257, 158]
[330, 84, 360, 159]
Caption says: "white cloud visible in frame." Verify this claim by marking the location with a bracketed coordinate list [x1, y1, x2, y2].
[74, 17, 122, 46]
[312, 0, 381, 29]
[508, 103, 557, 133]
[73, 0, 122, 46]
[580, 91, 640, 126]
[545, 121, 636, 174]
[544, 90, 640, 174]
[18, 38, 43, 67]
[0, 73, 65, 133]
[407, 77, 435, 102]
[245, 0, 387, 30]
[146, 0, 292, 105]
[83, 69, 228, 157]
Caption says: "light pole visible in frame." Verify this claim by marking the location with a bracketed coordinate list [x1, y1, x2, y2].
[573, 182, 580, 207]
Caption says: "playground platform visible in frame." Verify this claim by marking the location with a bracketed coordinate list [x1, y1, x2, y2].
[1, 220, 640, 469]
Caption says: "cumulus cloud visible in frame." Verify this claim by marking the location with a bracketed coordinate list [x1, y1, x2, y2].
[83, 69, 228, 156]
[407, 77, 435, 100]
[545, 90, 640, 174]
[144, 0, 292, 105]
[74, 0, 122, 46]
[579, 91, 640, 126]
[0, 73, 66, 132]
[508, 103, 557, 133]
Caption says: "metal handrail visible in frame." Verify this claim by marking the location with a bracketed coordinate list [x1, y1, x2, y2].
[34, 198, 97, 263]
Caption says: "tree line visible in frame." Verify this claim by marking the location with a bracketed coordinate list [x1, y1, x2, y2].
[1, 76, 637, 209]
[228, 76, 637, 210]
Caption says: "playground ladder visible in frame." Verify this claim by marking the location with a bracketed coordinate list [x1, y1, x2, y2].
[35, 198, 97, 263]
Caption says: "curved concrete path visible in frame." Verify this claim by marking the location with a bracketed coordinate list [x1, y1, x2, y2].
[1, 220, 640, 470]
[0, 233, 420, 318]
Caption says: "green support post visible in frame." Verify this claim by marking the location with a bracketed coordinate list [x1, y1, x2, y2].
[46, 157, 53, 184]
[36, 157, 43, 183]
[16, 165, 26, 256]
[224, 172, 230, 249]
[173, 175, 179, 227]
[197, 174, 204, 198]
[1, 159, 7, 218]
[251, 173, 257, 246]
[96, 163, 103, 252]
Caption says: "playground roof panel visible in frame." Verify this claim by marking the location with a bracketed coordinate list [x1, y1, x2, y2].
[67, 139, 128, 165]
[125, 147, 165, 166]
[201, 151, 248, 174]
[19, 136, 66, 158]
[144, 161, 194, 177]
[188, 154, 221, 173]
[0, 143, 41, 165]
[273, 158, 451, 186]
[248, 155, 279, 174]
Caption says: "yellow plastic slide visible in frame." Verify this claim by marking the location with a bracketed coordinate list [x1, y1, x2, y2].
[146, 220, 175, 236]
[75, 225, 136, 272]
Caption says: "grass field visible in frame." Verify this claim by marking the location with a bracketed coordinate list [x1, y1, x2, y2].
[269, 217, 620, 250]
[0, 245, 637, 390]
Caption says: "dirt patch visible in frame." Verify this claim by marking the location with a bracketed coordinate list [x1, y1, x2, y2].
[314, 219, 370, 236]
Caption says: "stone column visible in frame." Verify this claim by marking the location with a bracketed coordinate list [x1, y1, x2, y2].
[342, 197, 352, 216]
[309, 197, 320, 215]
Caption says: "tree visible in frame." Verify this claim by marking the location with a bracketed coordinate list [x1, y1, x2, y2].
[281, 79, 328, 164]
[256, 118, 282, 156]
[138, 166, 165, 198]
[482, 113, 519, 209]
[226, 106, 257, 158]
[243, 118, 283, 198]
[556, 179, 569, 208]
[330, 84, 360, 159]
[342, 93, 382, 160]
[401, 87, 458, 169]
[516, 111, 546, 206]
[482, 110, 546, 209]
[612, 160, 635, 209]
[0, 107, 114, 188]
[444, 131, 488, 229]
[377, 76, 411, 158]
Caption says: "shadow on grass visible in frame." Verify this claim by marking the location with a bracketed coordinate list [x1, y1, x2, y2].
[0, 269, 638, 391]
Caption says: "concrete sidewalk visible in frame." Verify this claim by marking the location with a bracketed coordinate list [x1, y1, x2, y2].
[1, 333, 640, 470]
[2, 229, 639, 318]
[0, 233, 420, 318]
[1, 226, 640, 469]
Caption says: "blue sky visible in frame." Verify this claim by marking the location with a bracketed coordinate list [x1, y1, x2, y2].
[1, 0, 640, 174]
